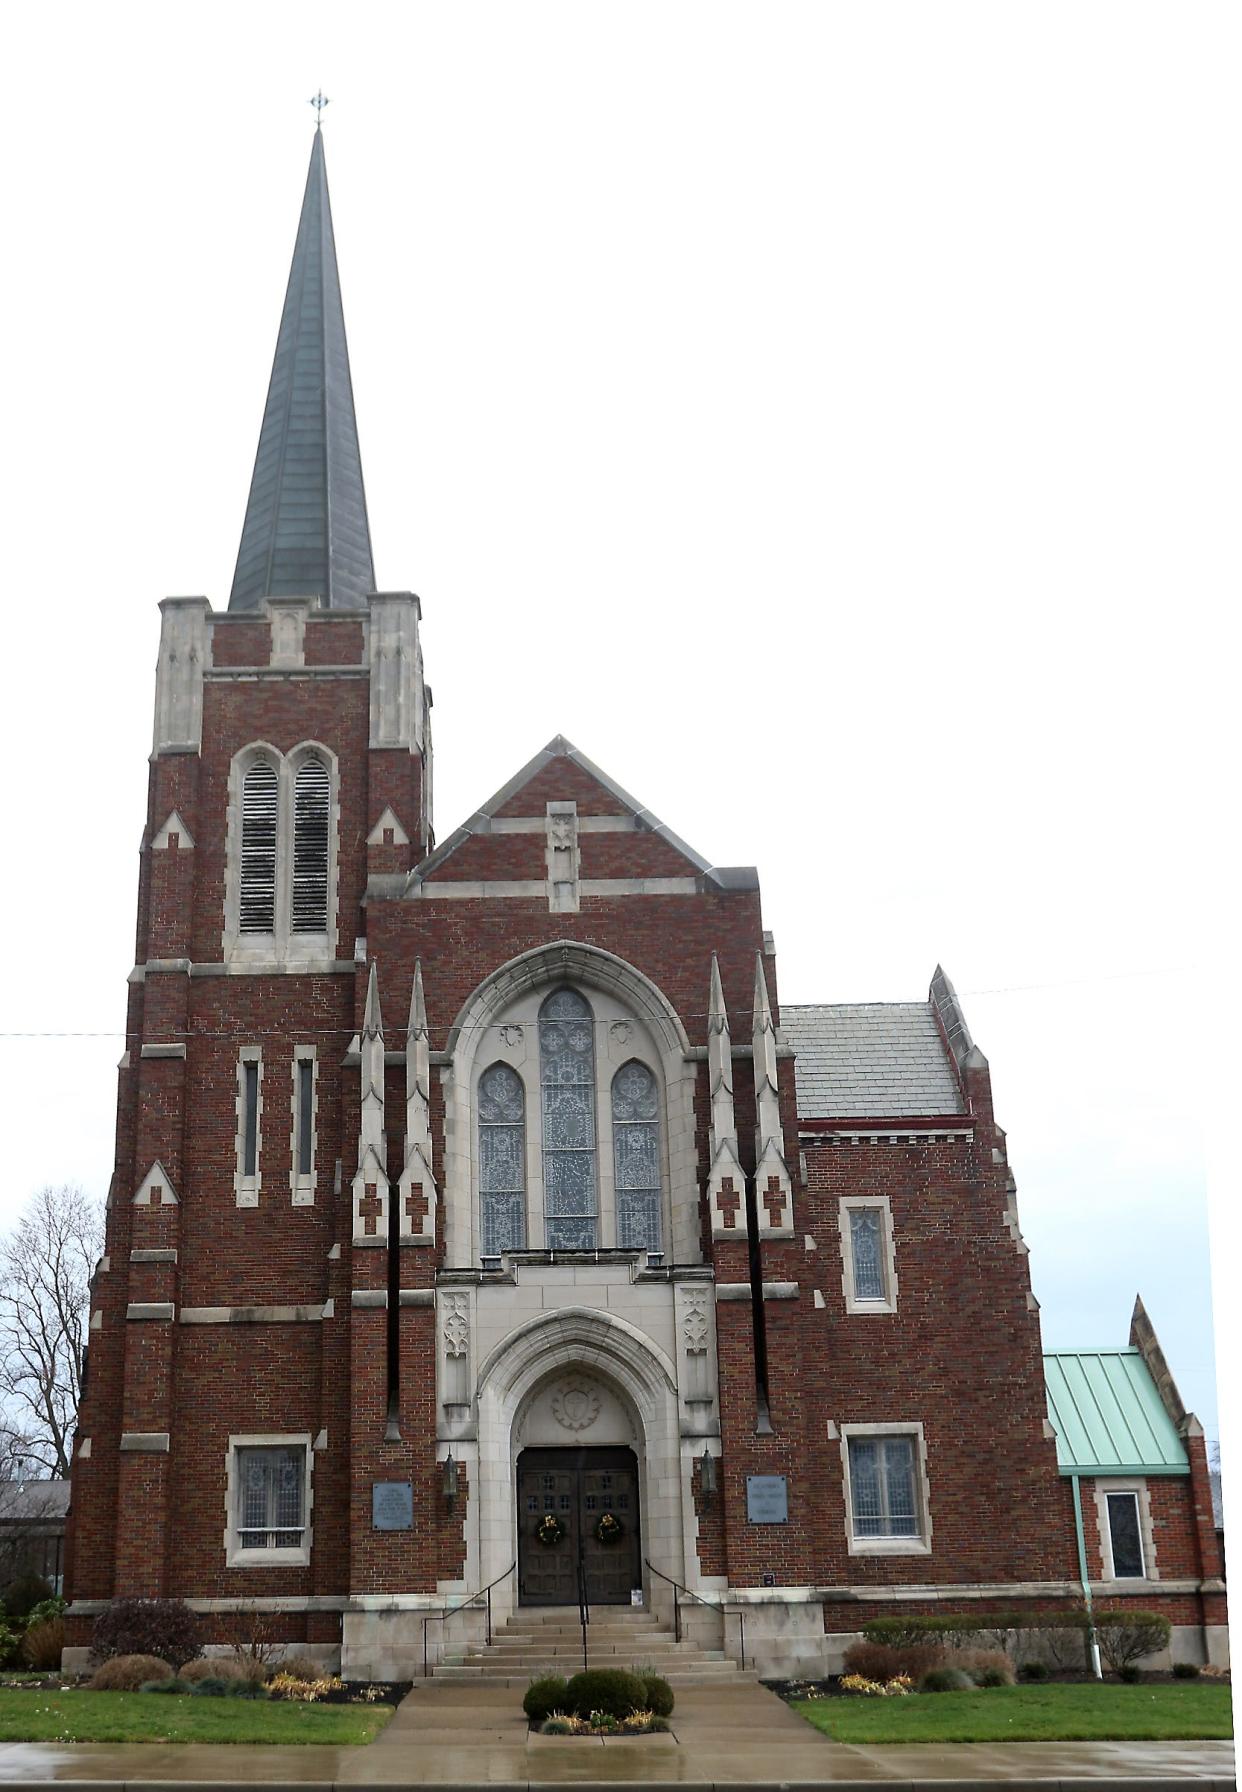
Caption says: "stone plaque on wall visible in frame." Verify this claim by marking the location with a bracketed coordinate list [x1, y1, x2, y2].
[372, 1481, 414, 1531]
[746, 1474, 788, 1523]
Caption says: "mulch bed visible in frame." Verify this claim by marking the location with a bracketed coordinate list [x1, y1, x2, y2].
[764, 1669, 1230, 1702]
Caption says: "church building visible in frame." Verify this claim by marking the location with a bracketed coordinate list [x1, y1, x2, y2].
[63, 131, 1226, 1680]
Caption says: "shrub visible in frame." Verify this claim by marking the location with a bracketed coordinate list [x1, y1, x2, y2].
[541, 1715, 578, 1735]
[267, 1673, 342, 1702]
[524, 1675, 569, 1723]
[24, 1597, 67, 1627]
[270, 1653, 324, 1683]
[0, 1572, 53, 1620]
[1094, 1611, 1171, 1673]
[21, 1617, 65, 1670]
[92, 1598, 202, 1669]
[919, 1667, 975, 1693]
[1173, 1661, 1201, 1679]
[1018, 1659, 1049, 1682]
[141, 1677, 195, 1694]
[89, 1653, 174, 1691]
[973, 1666, 1015, 1688]
[862, 1615, 980, 1651]
[226, 1679, 270, 1699]
[564, 1667, 647, 1720]
[945, 1647, 1013, 1681]
[638, 1672, 674, 1717]
[843, 1640, 945, 1683]
[180, 1656, 267, 1685]
[0, 1622, 21, 1670]
[840, 1674, 888, 1696]
[1118, 1664, 1143, 1684]
[193, 1677, 233, 1697]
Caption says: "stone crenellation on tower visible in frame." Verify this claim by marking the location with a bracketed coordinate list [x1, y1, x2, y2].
[62, 133, 1227, 1680]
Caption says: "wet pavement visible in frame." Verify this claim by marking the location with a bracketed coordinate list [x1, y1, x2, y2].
[0, 1680, 1233, 1786]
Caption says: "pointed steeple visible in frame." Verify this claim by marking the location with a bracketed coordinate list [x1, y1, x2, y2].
[229, 131, 375, 611]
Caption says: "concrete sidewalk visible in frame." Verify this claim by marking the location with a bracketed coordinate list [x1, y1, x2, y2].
[0, 1679, 1233, 1787]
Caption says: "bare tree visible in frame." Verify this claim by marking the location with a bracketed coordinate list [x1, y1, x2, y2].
[0, 1187, 103, 1478]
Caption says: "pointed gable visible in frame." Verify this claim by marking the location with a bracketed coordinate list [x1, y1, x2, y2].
[408, 736, 740, 896]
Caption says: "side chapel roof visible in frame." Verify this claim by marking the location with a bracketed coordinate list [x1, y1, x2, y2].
[780, 1002, 965, 1119]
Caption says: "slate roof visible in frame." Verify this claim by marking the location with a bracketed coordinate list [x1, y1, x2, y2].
[780, 1002, 964, 1120]
[0, 1479, 69, 1523]
[1043, 1350, 1189, 1476]
[229, 131, 375, 611]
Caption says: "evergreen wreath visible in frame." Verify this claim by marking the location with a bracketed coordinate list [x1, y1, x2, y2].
[536, 1513, 566, 1547]
[594, 1511, 624, 1547]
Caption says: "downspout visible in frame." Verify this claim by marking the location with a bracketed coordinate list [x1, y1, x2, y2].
[1070, 1473, 1103, 1679]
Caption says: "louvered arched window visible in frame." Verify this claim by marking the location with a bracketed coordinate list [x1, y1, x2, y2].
[478, 1063, 526, 1254]
[612, 1061, 662, 1250]
[539, 989, 597, 1248]
[239, 759, 279, 932]
[291, 754, 330, 933]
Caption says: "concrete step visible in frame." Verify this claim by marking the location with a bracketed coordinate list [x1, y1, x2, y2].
[432, 1666, 755, 1687]
[480, 1638, 683, 1655]
[454, 1650, 730, 1670]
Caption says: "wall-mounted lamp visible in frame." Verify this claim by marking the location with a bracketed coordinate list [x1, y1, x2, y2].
[442, 1452, 457, 1508]
[699, 1448, 717, 1501]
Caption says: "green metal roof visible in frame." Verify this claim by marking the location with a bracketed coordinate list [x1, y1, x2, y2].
[1043, 1350, 1189, 1476]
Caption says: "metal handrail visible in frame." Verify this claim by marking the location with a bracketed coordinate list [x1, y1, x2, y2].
[643, 1557, 747, 1669]
[421, 1560, 515, 1678]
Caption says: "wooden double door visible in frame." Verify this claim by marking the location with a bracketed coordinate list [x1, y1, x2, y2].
[517, 1446, 641, 1606]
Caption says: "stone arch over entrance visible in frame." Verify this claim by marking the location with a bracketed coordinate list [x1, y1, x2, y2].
[440, 940, 700, 1265]
[473, 1306, 683, 1623]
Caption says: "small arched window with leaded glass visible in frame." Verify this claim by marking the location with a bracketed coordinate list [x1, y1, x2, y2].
[240, 758, 279, 932]
[611, 1061, 662, 1251]
[478, 1063, 526, 1254]
[291, 754, 330, 933]
[539, 989, 597, 1248]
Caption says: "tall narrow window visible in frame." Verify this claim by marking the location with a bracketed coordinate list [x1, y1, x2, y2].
[849, 1435, 919, 1538]
[240, 759, 278, 932]
[235, 1048, 262, 1206]
[539, 989, 597, 1248]
[291, 1051, 316, 1204]
[243, 1062, 259, 1176]
[297, 1060, 314, 1175]
[612, 1061, 662, 1250]
[849, 1208, 885, 1300]
[1106, 1491, 1146, 1578]
[478, 1063, 526, 1254]
[291, 754, 330, 933]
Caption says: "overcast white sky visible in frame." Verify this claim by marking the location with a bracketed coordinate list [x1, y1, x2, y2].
[0, 4, 1234, 1462]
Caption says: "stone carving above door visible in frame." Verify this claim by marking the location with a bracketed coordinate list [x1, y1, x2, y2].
[551, 1381, 601, 1432]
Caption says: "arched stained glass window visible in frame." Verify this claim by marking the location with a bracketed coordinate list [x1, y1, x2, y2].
[539, 989, 597, 1248]
[240, 758, 278, 932]
[612, 1061, 662, 1251]
[291, 754, 330, 933]
[478, 1063, 526, 1254]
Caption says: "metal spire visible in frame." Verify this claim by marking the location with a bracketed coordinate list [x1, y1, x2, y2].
[228, 128, 375, 611]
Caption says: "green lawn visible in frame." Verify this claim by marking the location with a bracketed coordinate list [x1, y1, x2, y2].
[793, 1682, 1234, 1744]
[0, 1689, 395, 1745]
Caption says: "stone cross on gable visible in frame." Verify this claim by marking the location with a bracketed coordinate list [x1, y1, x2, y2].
[358, 1183, 384, 1237]
[761, 1176, 788, 1230]
[715, 1177, 742, 1229]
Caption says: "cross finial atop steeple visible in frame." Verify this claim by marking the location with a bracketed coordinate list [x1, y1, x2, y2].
[309, 90, 329, 130]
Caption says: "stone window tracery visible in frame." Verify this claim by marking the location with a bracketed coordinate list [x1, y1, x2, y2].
[611, 1060, 662, 1251]
[539, 989, 598, 1248]
[478, 1063, 527, 1253]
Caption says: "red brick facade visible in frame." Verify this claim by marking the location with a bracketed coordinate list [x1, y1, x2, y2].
[61, 593, 1225, 1677]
